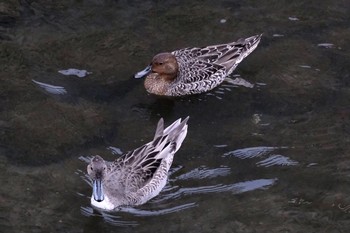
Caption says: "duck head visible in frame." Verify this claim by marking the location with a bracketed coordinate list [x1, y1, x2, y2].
[135, 53, 179, 80]
[87, 155, 107, 202]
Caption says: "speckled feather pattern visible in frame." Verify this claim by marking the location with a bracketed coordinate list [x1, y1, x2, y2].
[166, 35, 262, 96]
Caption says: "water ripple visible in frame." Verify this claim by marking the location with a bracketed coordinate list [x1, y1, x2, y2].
[81, 206, 138, 227]
[256, 154, 299, 167]
[76, 165, 92, 187]
[317, 43, 335, 49]
[118, 202, 198, 217]
[154, 178, 277, 202]
[32, 79, 67, 95]
[78, 156, 276, 225]
[176, 166, 231, 180]
[78, 156, 91, 163]
[223, 146, 283, 159]
[107, 146, 123, 155]
[224, 76, 254, 88]
[223, 146, 300, 169]
[213, 144, 228, 148]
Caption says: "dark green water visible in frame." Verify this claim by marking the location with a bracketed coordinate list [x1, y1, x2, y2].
[1, 0, 350, 232]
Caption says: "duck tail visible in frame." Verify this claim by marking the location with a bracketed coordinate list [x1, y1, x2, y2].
[158, 116, 189, 154]
[218, 34, 262, 74]
[153, 118, 165, 140]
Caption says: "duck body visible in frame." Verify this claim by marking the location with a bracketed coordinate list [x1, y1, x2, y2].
[135, 34, 262, 96]
[87, 117, 189, 211]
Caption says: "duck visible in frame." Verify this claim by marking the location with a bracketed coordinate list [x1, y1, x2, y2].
[87, 117, 189, 211]
[135, 34, 262, 96]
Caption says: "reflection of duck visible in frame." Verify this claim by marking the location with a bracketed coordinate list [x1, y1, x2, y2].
[87, 117, 189, 210]
[135, 35, 262, 96]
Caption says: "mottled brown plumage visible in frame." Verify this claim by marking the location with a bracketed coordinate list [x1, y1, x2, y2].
[135, 34, 262, 96]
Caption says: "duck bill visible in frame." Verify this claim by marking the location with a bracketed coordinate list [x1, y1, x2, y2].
[134, 65, 151, 79]
[93, 179, 104, 202]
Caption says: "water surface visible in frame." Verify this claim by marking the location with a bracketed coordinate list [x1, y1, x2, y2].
[1, 0, 350, 232]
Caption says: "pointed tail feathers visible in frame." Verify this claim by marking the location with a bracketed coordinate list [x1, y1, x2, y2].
[155, 117, 189, 155]
[218, 34, 262, 74]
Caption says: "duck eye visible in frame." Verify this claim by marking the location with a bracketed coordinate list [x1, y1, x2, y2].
[90, 167, 93, 171]
[158, 62, 163, 65]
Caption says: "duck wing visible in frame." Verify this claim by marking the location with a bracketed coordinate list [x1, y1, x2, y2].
[172, 34, 262, 83]
[173, 48, 226, 84]
[112, 117, 189, 192]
